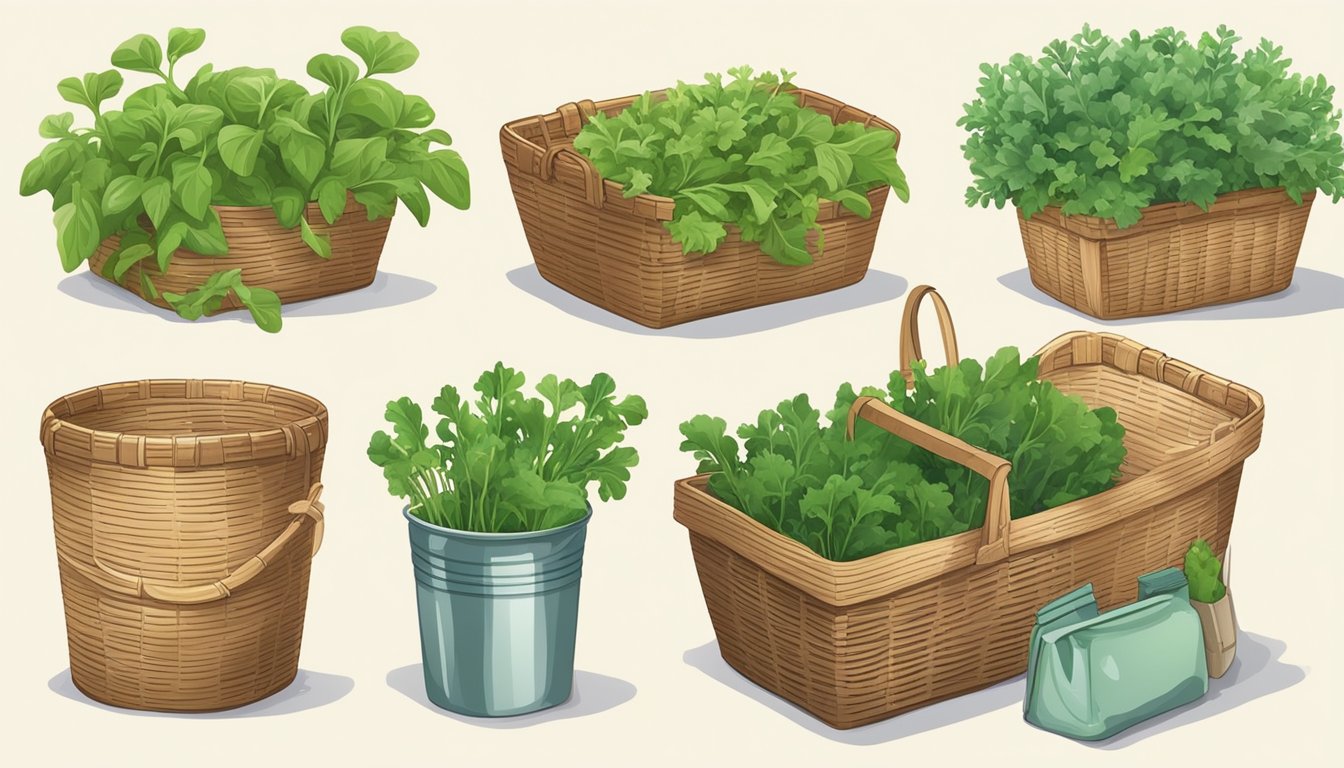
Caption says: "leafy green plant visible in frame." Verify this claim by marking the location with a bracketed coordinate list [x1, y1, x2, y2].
[573, 66, 908, 265]
[960, 25, 1344, 227]
[679, 348, 1126, 562]
[367, 364, 647, 533]
[1184, 539, 1228, 603]
[19, 26, 470, 332]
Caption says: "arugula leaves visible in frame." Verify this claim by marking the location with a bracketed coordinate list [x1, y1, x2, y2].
[573, 67, 908, 265]
[367, 365, 647, 533]
[960, 25, 1344, 227]
[679, 347, 1127, 562]
[19, 26, 471, 331]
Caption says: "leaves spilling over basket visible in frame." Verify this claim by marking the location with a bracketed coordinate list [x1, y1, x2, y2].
[500, 67, 908, 328]
[673, 286, 1264, 728]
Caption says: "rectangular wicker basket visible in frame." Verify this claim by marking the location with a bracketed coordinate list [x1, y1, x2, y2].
[674, 287, 1264, 729]
[1018, 187, 1314, 319]
[500, 90, 899, 328]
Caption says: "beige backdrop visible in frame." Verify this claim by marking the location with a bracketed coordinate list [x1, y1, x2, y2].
[2, 0, 1340, 764]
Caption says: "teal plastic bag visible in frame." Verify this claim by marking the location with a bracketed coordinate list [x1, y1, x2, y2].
[1024, 569, 1208, 740]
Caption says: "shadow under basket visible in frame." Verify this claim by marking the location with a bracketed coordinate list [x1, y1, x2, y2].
[40, 380, 329, 712]
[500, 89, 899, 328]
[673, 287, 1264, 729]
[87, 195, 393, 314]
[1018, 187, 1314, 319]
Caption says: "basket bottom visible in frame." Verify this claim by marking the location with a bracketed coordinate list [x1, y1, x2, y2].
[1025, 266, 1295, 320]
[67, 666, 299, 713]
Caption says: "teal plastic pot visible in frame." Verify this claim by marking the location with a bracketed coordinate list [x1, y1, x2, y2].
[404, 507, 590, 717]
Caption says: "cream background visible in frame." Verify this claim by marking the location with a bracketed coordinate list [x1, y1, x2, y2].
[2, 0, 1340, 764]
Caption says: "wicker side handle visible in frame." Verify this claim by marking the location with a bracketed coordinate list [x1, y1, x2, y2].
[898, 285, 960, 387]
[535, 100, 605, 208]
[55, 484, 325, 605]
[846, 398, 1012, 565]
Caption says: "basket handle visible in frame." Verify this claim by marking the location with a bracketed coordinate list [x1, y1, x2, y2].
[846, 398, 1012, 565]
[898, 285, 960, 388]
[536, 100, 605, 208]
[55, 483, 325, 605]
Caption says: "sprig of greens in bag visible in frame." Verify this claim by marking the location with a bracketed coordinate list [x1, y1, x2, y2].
[19, 26, 470, 332]
[367, 364, 647, 533]
[573, 66, 908, 266]
[680, 347, 1127, 562]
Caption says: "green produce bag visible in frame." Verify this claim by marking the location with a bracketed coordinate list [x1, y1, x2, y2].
[1024, 570, 1208, 740]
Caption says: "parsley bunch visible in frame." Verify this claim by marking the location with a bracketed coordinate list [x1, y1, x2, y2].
[960, 25, 1344, 227]
[368, 364, 647, 534]
[680, 348, 1126, 562]
[573, 66, 908, 265]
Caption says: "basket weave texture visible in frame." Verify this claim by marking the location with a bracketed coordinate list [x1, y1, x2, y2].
[500, 89, 899, 328]
[1018, 188, 1313, 319]
[41, 380, 329, 712]
[88, 195, 393, 313]
[673, 287, 1264, 729]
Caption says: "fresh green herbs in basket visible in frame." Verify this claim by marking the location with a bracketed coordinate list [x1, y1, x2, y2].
[573, 66, 909, 266]
[679, 348, 1127, 561]
[19, 26, 470, 331]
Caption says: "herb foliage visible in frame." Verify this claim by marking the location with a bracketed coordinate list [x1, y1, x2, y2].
[960, 25, 1344, 227]
[20, 26, 470, 331]
[1184, 539, 1228, 603]
[680, 348, 1126, 561]
[573, 67, 908, 265]
[368, 364, 647, 533]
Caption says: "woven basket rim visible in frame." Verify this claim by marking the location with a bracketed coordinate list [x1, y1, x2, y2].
[501, 86, 902, 215]
[1019, 186, 1316, 239]
[673, 330, 1264, 605]
[40, 379, 328, 466]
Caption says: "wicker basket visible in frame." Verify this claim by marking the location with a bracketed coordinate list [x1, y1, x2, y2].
[87, 194, 393, 313]
[500, 90, 899, 328]
[1018, 187, 1314, 319]
[674, 286, 1264, 729]
[41, 380, 329, 712]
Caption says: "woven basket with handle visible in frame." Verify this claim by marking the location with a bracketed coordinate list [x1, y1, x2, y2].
[500, 89, 899, 328]
[1018, 187, 1314, 319]
[41, 380, 328, 712]
[674, 285, 1264, 729]
[87, 194, 393, 314]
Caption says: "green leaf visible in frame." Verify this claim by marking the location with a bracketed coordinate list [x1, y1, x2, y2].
[112, 243, 153, 281]
[299, 218, 332, 259]
[267, 117, 325, 186]
[233, 281, 282, 332]
[306, 53, 359, 91]
[395, 179, 430, 226]
[101, 175, 144, 216]
[165, 103, 223, 150]
[1118, 147, 1158, 183]
[665, 211, 727, 255]
[344, 79, 403, 129]
[217, 124, 265, 176]
[416, 149, 470, 210]
[110, 34, 163, 74]
[58, 70, 123, 113]
[39, 112, 74, 138]
[140, 177, 171, 227]
[271, 186, 306, 229]
[340, 26, 419, 76]
[156, 223, 184, 271]
[53, 192, 102, 272]
[814, 143, 854, 193]
[329, 136, 390, 185]
[315, 178, 348, 224]
[172, 163, 213, 220]
[166, 27, 205, 62]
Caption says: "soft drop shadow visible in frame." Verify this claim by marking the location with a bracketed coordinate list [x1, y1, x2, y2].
[385, 665, 636, 728]
[683, 641, 1023, 745]
[505, 264, 907, 338]
[685, 630, 1304, 746]
[47, 668, 355, 718]
[1083, 632, 1306, 749]
[56, 270, 436, 323]
[998, 267, 1344, 323]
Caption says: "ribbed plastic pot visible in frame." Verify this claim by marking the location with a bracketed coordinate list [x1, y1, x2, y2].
[404, 507, 591, 717]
